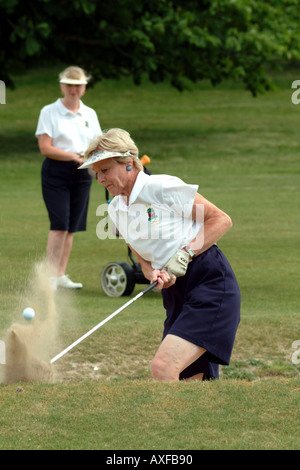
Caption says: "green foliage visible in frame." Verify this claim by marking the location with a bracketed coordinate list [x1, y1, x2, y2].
[1, 0, 299, 93]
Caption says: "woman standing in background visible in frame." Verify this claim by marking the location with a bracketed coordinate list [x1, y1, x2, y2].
[36, 66, 102, 290]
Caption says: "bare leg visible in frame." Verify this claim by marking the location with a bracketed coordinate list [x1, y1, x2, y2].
[151, 334, 206, 382]
[183, 373, 204, 381]
[47, 230, 73, 277]
[59, 232, 73, 275]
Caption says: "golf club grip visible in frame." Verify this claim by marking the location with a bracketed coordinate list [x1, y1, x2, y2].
[142, 281, 158, 295]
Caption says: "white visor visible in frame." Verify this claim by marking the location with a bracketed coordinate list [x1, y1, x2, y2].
[60, 78, 88, 85]
[78, 150, 133, 169]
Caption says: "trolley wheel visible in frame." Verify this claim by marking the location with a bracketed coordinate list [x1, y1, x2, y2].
[101, 262, 136, 297]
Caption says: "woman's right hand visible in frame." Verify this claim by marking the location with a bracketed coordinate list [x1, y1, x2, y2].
[38, 134, 85, 164]
[74, 153, 84, 165]
[128, 245, 176, 290]
[150, 269, 176, 290]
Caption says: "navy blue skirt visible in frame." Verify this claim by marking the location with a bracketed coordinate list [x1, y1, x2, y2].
[161, 245, 241, 380]
[41, 158, 92, 233]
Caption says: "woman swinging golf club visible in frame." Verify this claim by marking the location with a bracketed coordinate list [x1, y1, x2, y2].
[79, 128, 241, 382]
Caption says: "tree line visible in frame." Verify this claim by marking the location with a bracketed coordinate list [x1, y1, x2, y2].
[1, 0, 299, 94]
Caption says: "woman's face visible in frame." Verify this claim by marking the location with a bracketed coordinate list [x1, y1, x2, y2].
[93, 158, 132, 197]
[60, 84, 86, 100]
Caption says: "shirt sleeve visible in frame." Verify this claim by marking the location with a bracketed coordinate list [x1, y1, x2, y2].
[161, 176, 198, 218]
[35, 106, 53, 138]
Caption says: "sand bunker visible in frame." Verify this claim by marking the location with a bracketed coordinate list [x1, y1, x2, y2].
[4, 324, 54, 383]
[1, 260, 60, 384]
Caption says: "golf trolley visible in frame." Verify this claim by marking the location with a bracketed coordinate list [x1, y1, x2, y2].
[101, 246, 150, 297]
[100, 155, 151, 297]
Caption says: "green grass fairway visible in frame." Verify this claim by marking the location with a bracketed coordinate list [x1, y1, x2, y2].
[0, 66, 299, 450]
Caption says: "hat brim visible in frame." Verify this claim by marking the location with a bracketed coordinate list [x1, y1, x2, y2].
[60, 78, 88, 85]
[78, 151, 132, 169]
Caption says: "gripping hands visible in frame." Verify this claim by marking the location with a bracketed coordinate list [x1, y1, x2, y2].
[164, 249, 190, 277]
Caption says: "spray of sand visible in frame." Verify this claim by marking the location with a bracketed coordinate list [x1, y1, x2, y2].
[0, 260, 61, 384]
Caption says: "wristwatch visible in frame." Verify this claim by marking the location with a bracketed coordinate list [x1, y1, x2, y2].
[184, 245, 195, 260]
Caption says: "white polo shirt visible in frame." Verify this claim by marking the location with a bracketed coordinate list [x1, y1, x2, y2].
[35, 98, 102, 153]
[108, 171, 203, 269]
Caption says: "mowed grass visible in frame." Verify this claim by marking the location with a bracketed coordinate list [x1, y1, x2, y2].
[0, 65, 299, 450]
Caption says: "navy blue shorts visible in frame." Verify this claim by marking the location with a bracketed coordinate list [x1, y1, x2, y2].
[41, 158, 92, 233]
[162, 245, 241, 380]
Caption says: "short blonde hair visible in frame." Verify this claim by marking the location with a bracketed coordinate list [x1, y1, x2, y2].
[59, 66, 91, 84]
[84, 128, 143, 171]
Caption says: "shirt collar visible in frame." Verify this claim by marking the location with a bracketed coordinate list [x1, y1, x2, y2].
[118, 171, 149, 210]
[129, 171, 148, 205]
[57, 98, 83, 116]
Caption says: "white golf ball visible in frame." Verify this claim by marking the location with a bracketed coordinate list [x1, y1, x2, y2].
[23, 307, 35, 321]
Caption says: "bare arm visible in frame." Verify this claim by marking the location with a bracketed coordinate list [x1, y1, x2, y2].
[128, 245, 174, 290]
[37, 134, 83, 165]
[188, 192, 232, 256]
[128, 246, 152, 280]
[128, 193, 232, 289]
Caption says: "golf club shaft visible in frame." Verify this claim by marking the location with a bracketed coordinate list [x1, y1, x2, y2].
[50, 281, 158, 364]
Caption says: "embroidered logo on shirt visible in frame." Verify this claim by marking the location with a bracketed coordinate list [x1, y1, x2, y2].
[85, 121, 89, 127]
[144, 204, 160, 230]
[147, 206, 158, 222]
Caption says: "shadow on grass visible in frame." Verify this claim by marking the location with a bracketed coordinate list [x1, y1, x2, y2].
[0, 131, 38, 159]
